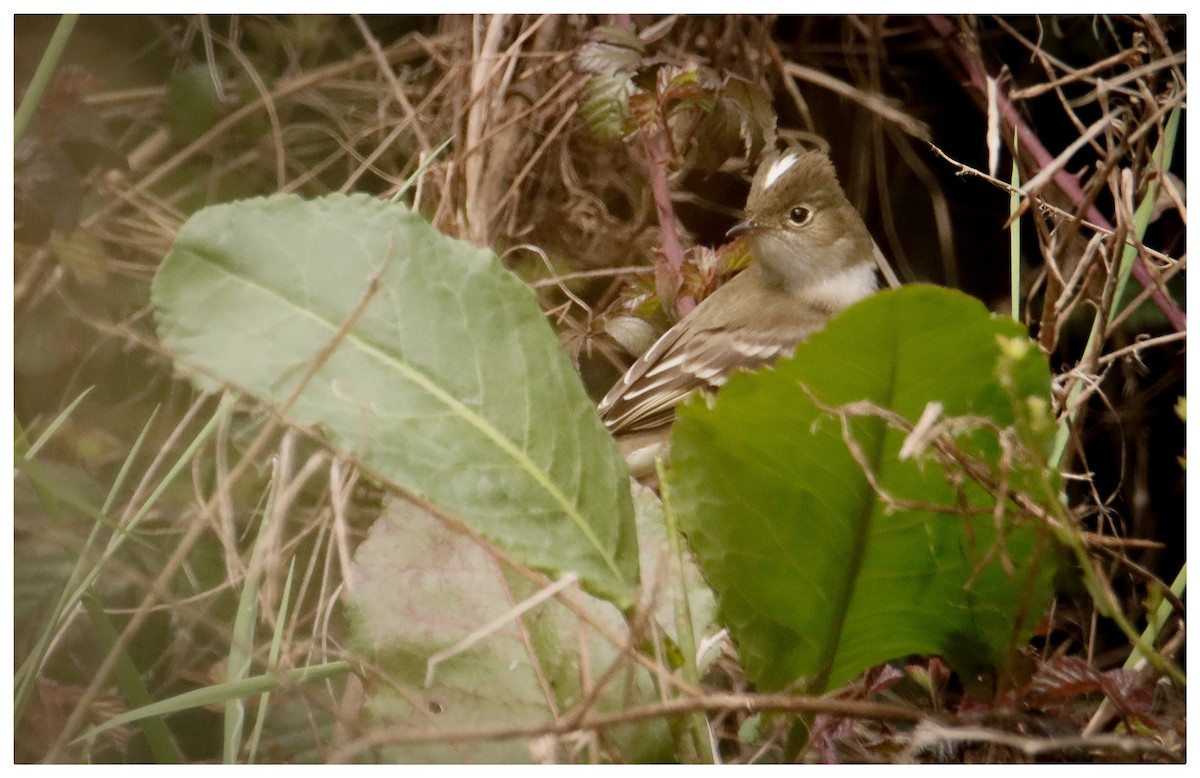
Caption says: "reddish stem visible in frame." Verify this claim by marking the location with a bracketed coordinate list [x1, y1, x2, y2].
[611, 14, 693, 318]
[642, 129, 694, 317]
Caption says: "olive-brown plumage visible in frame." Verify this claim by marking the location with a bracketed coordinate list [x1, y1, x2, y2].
[598, 149, 879, 461]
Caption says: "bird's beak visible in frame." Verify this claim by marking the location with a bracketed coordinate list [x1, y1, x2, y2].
[726, 219, 757, 238]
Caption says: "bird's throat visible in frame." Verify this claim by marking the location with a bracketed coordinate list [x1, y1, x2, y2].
[799, 260, 878, 310]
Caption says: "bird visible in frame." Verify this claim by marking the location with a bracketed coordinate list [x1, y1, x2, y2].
[597, 148, 880, 476]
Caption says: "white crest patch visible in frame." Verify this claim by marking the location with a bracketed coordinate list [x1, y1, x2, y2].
[763, 152, 799, 190]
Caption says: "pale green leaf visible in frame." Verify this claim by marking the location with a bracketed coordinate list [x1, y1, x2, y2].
[151, 194, 638, 606]
[349, 499, 671, 763]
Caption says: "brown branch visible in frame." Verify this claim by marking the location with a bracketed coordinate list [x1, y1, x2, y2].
[903, 721, 1181, 763]
[328, 690, 935, 762]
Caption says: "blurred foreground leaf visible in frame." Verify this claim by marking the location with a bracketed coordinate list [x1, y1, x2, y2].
[349, 498, 673, 763]
[151, 194, 638, 607]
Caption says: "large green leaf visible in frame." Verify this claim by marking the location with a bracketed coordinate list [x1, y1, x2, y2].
[151, 194, 638, 607]
[669, 285, 1058, 692]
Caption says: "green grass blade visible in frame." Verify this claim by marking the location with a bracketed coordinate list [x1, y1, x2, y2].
[101, 405, 161, 514]
[78, 661, 353, 748]
[1009, 132, 1021, 323]
[246, 556, 298, 764]
[224, 454, 283, 763]
[83, 594, 184, 763]
[21, 386, 94, 460]
[14, 14, 78, 145]
[14, 395, 236, 729]
[1109, 101, 1181, 322]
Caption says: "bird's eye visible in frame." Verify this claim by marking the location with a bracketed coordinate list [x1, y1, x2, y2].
[789, 206, 812, 225]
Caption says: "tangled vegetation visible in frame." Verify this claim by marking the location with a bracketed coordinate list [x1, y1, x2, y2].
[13, 15, 1185, 763]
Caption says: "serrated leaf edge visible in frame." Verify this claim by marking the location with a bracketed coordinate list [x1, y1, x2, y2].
[163, 208, 628, 592]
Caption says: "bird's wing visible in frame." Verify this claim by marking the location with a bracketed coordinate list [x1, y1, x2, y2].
[598, 323, 812, 435]
[597, 324, 687, 434]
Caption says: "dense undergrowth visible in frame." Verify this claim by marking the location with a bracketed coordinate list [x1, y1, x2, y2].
[12, 14, 1185, 763]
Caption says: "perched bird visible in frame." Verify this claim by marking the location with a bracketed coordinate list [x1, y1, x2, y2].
[598, 148, 880, 475]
